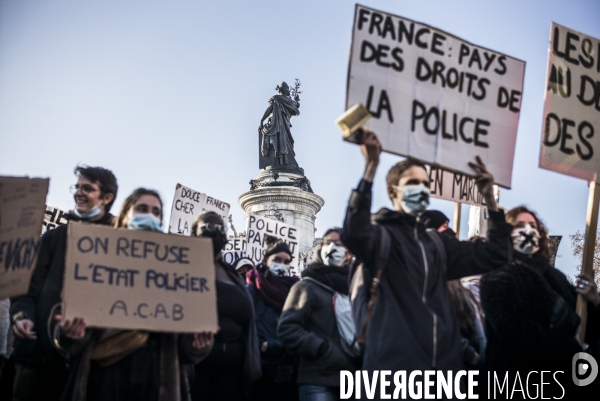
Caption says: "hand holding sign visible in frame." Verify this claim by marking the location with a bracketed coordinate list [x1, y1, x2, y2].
[468, 156, 498, 212]
[55, 315, 87, 340]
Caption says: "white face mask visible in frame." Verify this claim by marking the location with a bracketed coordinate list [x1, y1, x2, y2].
[391, 184, 430, 217]
[268, 262, 291, 277]
[511, 224, 541, 255]
[320, 242, 347, 267]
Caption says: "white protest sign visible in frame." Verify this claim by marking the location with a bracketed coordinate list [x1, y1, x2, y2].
[0, 177, 49, 298]
[428, 166, 486, 206]
[168, 183, 230, 236]
[346, 5, 525, 188]
[539, 23, 600, 181]
[222, 238, 247, 265]
[42, 205, 69, 235]
[245, 214, 300, 273]
[63, 222, 217, 333]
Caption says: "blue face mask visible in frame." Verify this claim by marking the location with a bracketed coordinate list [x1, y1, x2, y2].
[393, 184, 430, 217]
[72, 205, 102, 220]
[128, 214, 163, 232]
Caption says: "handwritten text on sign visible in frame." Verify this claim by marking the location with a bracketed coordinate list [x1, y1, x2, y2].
[539, 23, 600, 181]
[169, 183, 230, 236]
[0, 177, 49, 298]
[428, 166, 486, 206]
[63, 223, 218, 333]
[245, 215, 300, 272]
[346, 5, 525, 188]
[223, 238, 247, 265]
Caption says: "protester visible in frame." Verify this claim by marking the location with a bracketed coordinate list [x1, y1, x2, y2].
[278, 227, 360, 401]
[50, 188, 213, 401]
[246, 236, 299, 401]
[421, 209, 455, 237]
[190, 212, 261, 401]
[234, 257, 255, 278]
[480, 206, 600, 375]
[10, 165, 118, 401]
[341, 130, 512, 394]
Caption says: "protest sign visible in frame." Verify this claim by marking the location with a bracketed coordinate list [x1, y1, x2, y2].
[62, 222, 218, 333]
[539, 23, 600, 181]
[168, 183, 230, 236]
[245, 214, 300, 272]
[0, 177, 49, 298]
[42, 205, 69, 235]
[346, 4, 525, 188]
[428, 166, 486, 206]
[222, 238, 247, 265]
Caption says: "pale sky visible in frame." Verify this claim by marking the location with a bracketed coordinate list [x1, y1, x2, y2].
[1, 0, 599, 279]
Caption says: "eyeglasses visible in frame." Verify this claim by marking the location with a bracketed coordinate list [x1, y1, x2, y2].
[199, 222, 226, 234]
[70, 184, 99, 195]
[323, 239, 343, 246]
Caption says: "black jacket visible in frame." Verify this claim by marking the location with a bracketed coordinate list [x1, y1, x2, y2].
[10, 213, 114, 365]
[480, 253, 600, 373]
[342, 179, 512, 375]
[278, 263, 361, 387]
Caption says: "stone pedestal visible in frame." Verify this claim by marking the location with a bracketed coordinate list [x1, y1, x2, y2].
[238, 169, 325, 271]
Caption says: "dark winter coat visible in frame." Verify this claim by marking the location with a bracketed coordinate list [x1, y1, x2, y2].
[278, 262, 361, 387]
[341, 179, 512, 375]
[480, 253, 600, 373]
[51, 322, 209, 401]
[10, 213, 114, 366]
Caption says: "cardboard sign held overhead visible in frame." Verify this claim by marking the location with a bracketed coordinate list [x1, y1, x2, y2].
[428, 166, 486, 206]
[346, 5, 525, 188]
[245, 214, 300, 273]
[63, 222, 218, 333]
[0, 177, 49, 298]
[42, 205, 69, 235]
[168, 183, 230, 236]
[539, 23, 600, 181]
[222, 238, 247, 265]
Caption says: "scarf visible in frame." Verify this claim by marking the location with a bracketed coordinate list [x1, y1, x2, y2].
[246, 269, 298, 311]
[301, 263, 350, 295]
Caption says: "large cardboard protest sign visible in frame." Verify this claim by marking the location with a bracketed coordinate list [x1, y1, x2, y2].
[428, 166, 486, 206]
[539, 23, 600, 181]
[222, 238, 247, 265]
[63, 222, 218, 333]
[168, 183, 230, 236]
[346, 5, 525, 188]
[245, 214, 300, 272]
[0, 177, 49, 298]
[42, 205, 69, 235]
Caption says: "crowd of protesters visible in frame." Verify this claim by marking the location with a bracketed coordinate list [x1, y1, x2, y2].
[1, 129, 599, 400]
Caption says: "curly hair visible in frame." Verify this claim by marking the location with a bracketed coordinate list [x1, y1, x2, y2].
[114, 188, 163, 229]
[506, 205, 550, 261]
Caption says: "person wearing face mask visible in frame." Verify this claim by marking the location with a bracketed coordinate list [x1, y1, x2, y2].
[9, 165, 118, 401]
[48, 188, 214, 401]
[245, 236, 299, 401]
[341, 131, 512, 398]
[190, 212, 261, 401]
[278, 228, 360, 401]
[480, 206, 600, 383]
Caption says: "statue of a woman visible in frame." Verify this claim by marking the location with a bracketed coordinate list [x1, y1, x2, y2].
[258, 82, 301, 170]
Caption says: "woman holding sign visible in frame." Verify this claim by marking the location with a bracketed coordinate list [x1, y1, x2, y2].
[246, 236, 299, 401]
[52, 188, 214, 401]
[190, 211, 261, 401]
[480, 206, 600, 380]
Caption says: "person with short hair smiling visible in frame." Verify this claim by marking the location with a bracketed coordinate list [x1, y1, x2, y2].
[10, 165, 118, 401]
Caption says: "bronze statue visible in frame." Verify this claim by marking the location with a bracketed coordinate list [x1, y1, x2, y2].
[258, 80, 302, 171]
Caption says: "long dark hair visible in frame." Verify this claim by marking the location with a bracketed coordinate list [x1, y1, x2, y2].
[506, 205, 550, 261]
[114, 188, 163, 228]
[447, 280, 480, 348]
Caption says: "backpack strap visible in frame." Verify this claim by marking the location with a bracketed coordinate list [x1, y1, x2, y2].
[426, 229, 447, 274]
[302, 276, 336, 293]
[356, 225, 391, 345]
